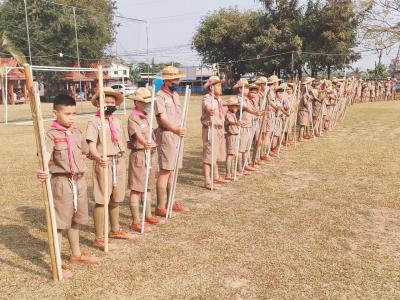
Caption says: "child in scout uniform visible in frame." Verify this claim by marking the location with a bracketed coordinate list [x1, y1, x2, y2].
[263, 75, 282, 158]
[247, 83, 262, 167]
[233, 79, 261, 174]
[269, 84, 289, 156]
[86, 87, 133, 250]
[298, 77, 313, 142]
[37, 95, 98, 279]
[224, 97, 241, 179]
[154, 66, 187, 217]
[127, 88, 162, 232]
[254, 76, 269, 160]
[281, 82, 296, 147]
[201, 76, 228, 190]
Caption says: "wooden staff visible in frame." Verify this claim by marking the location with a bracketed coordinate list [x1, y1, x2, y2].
[277, 85, 297, 156]
[166, 85, 191, 219]
[141, 86, 156, 234]
[233, 84, 245, 180]
[24, 64, 63, 281]
[97, 66, 109, 252]
[251, 91, 268, 166]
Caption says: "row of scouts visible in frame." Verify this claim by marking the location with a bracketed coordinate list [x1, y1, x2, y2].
[35, 66, 396, 279]
[36, 66, 188, 279]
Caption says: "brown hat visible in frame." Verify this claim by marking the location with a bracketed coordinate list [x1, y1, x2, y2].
[233, 78, 249, 89]
[127, 87, 152, 103]
[91, 87, 124, 107]
[203, 75, 225, 89]
[161, 66, 185, 80]
[248, 83, 259, 91]
[255, 76, 268, 85]
[301, 76, 314, 85]
[267, 75, 281, 85]
[223, 96, 240, 106]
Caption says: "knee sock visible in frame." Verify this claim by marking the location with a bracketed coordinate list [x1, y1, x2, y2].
[130, 201, 140, 224]
[67, 222, 81, 257]
[156, 187, 167, 209]
[109, 204, 120, 233]
[93, 204, 104, 240]
[145, 192, 152, 218]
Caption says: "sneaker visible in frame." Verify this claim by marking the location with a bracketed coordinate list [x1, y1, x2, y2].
[70, 250, 98, 264]
[172, 201, 186, 212]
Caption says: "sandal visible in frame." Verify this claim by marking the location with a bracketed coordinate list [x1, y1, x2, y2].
[109, 228, 136, 240]
[70, 250, 98, 265]
[172, 201, 186, 212]
[214, 178, 229, 184]
[131, 222, 152, 233]
[92, 239, 118, 251]
[145, 216, 165, 225]
[61, 263, 74, 279]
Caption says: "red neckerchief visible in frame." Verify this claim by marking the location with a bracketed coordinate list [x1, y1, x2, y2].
[161, 85, 179, 107]
[208, 92, 224, 118]
[132, 107, 147, 119]
[51, 121, 75, 176]
[95, 111, 119, 145]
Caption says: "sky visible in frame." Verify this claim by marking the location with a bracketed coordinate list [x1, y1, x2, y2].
[114, 0, 399, 71]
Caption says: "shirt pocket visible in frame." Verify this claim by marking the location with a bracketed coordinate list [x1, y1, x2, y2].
[54, 142, 68, 162]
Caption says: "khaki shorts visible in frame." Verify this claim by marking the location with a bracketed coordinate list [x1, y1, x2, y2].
[298, 110, 309, 126]
[239, 127, 251, 153]
[92, 155, 126, 205]
[202, 127, 226, 164]
[156, 129, 183, 171]
[226, 134, 238, 155]
[51, 174, 88, 230]
[128, 149, 157, 193]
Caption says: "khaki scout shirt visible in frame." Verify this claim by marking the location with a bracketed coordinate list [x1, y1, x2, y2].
[200, 93, 224, 127]
[155, 89, 182, 129]
[128, 110, 156, 150]
[85, 116, 125, 156]
[46, 127, 87, 174]
[225, 111, 239, 135]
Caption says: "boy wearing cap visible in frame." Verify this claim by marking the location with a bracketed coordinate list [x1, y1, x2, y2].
[201, 76, 228, 190]
[127, 87, 162, 232]
[154, 66, 186, 217]
[85, 87, 133, 250]
[37, 95, 97, 279]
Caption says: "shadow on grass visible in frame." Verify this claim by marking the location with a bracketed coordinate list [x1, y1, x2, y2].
[15, 206, 95, 250]
[0, 224, 50, 278]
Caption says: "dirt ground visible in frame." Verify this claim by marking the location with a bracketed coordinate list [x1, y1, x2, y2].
[0, 98, 400, 299]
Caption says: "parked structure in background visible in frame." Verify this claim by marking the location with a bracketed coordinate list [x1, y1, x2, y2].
[390, 45, 400, 80]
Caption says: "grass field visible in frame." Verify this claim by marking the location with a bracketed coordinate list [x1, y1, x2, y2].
[0, 98, 400, 299]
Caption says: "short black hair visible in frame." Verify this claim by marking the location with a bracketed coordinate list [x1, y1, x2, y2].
[53, 94, 76, 110]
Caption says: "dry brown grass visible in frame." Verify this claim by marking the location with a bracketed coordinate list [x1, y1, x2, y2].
[0, 98, 400, 299]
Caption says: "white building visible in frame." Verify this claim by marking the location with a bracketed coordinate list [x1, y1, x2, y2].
[107, 60, 131, 81]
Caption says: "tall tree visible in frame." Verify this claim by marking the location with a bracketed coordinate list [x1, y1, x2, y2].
[0, 0, 116, 66]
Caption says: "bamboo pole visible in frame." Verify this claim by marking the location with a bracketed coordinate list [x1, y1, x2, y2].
[24, 64, 63, 281]
[140, 86, 156, 234]
[251, 91, 268, 165]
[233, 84, 245, 180]
[97, 66, 109, 253]
[210, 85, 215, 191]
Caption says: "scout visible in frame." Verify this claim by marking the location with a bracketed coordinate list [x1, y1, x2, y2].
[280, 82, 296, 147]
[233, 79, 261, 174]
[37, 94, 97, 279]
[127, 87, 162, 232]
[269, 84, 289, 156]
[254, 76, 269, 159]
[263, 75, 281, 158]
[201, 76, 228, 190]
[298, 77, 313, 142]
[86, 87, 133, 250]
[246, 83, 262, 167]
[224, 97, 241, 180]
[154, 66, 186, 217]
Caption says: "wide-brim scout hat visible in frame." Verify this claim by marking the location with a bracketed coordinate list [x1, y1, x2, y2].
[248, 83, 260, 91]
[91, 87, 124, 106]
[255, 76, 268, 85]
[233, 78, 249, 89]
[223, 96, 240, 106]
[301, 76, 314, 85]
[127, 87, 152, 103]
[203, 75, 225, 89]
[160, 66, 185, 81]
[267, 75, 281, 85]
[275, 83, 287, 92]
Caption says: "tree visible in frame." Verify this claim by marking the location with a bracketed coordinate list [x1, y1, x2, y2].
[0, 0, 116, 66]
[192, 8, 259, 79]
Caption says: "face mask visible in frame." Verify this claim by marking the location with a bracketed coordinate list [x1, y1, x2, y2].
[104, 105, 117, 115]
[144, 103, 152, 115]
[169, 83, 179, 92]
